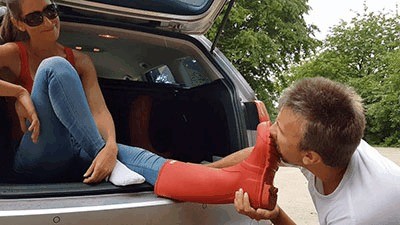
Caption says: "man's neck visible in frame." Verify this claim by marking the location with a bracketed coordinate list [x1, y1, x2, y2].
[307, 165, 347, 195]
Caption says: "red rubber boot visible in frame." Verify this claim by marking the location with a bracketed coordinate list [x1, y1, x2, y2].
[154, 121, 280, 209]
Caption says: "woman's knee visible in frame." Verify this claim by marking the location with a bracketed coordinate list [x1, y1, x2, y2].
[35, 56, 78, 82]
[39, 56, 72, 70]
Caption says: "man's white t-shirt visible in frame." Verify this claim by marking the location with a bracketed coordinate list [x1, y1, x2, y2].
[301, 140, 400, 225]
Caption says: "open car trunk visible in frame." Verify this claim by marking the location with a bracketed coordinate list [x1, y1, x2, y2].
[0, 20, 249, 198]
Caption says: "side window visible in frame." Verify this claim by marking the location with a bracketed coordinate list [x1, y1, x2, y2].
[173, 56, 211, 88]
[142, 57, 212, 88]
[143, 65, 177, 85]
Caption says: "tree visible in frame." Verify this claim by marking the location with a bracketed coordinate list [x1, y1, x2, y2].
[207, 0, 320, 118]
[290, 7, 400, 146]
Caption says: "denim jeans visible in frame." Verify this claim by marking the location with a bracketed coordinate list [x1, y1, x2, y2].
[13, 56, 166, 185]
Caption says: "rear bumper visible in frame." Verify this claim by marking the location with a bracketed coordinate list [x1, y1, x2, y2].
[0, 192, 266, 224]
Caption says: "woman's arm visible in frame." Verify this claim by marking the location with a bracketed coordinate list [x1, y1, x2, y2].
[0, 44, 40, 142]
[0, 80, 40, 142]
[0, 79, 25, 97]
[75, 51, 118, 184]
[0, 43, 20, 81]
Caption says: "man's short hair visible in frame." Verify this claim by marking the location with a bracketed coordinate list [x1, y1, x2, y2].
[279, 77, 365, 167]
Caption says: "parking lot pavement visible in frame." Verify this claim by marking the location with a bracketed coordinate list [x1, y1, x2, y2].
[274, 147, 400, 225]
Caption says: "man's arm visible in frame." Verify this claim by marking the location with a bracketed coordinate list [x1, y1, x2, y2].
[206, 147, 253, 168]
[270, 208, 296, 225]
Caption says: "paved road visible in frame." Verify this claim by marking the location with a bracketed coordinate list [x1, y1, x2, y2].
[274, 147, 400, 225]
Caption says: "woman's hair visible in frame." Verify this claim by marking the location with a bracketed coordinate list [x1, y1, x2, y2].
[279, 77, 366, 168]
[0, 0, 29, 43]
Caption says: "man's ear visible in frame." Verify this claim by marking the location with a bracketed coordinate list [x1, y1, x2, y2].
[11, 17, 26, 32]
[302, 151, 322, 165]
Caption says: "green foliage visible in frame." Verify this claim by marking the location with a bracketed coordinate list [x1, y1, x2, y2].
[206, 0, 320, 118]
[290, 8, 400, 146]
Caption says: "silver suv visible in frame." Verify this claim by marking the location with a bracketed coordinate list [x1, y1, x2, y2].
[0, 1, 270, 224]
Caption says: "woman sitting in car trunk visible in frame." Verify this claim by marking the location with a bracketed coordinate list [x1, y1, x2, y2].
[0, 0, 279, 212]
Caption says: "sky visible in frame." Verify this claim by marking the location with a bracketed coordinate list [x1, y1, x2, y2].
[304, 0, 400, 39]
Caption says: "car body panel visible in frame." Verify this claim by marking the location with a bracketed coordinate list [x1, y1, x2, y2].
[0, 192, 270, 225]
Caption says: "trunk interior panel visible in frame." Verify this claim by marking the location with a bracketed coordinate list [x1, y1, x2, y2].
[100, 78, 236, 163]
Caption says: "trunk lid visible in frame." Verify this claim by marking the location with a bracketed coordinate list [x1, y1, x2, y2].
[55, 0, 227, 34]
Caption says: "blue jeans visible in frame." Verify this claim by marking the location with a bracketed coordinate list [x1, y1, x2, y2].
[13, 56, 166, 185]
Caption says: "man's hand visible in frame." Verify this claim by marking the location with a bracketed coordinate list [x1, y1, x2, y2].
[15, 90, 40, 143]
[234, 188, 280, 221]
[83, 143, 118, 184]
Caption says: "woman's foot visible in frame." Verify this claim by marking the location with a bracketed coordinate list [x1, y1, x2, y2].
[108, 160, 145, 186]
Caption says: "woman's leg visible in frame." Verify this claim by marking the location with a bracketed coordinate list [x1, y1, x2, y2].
[117, 144, 166, 185]
[14, 56, 166, 183]
[14, 56, 104, 181]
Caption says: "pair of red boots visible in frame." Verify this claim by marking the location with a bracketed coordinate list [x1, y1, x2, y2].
[154, 121, 280, 210]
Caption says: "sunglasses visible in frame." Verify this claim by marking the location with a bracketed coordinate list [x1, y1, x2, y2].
[21, 4, 59, 27]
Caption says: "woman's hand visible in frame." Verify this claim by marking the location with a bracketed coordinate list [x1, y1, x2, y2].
[234, 188, 280, 221]
[15, 90, 40, 143]
[83, 142, 118, 184]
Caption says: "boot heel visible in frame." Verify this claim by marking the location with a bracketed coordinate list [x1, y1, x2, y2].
[260, 184, 278, 210]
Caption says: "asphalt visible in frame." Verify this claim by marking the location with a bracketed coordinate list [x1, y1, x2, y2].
[273, 147, 400, 225]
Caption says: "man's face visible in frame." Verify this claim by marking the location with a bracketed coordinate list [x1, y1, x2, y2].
[270, 107, 306, 166]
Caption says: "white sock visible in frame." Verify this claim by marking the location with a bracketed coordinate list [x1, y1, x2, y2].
[108, 160, 145, 186]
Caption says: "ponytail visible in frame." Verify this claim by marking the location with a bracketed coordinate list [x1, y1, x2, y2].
[0, 2, 28, 43]
[0, 9, 18, 43]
